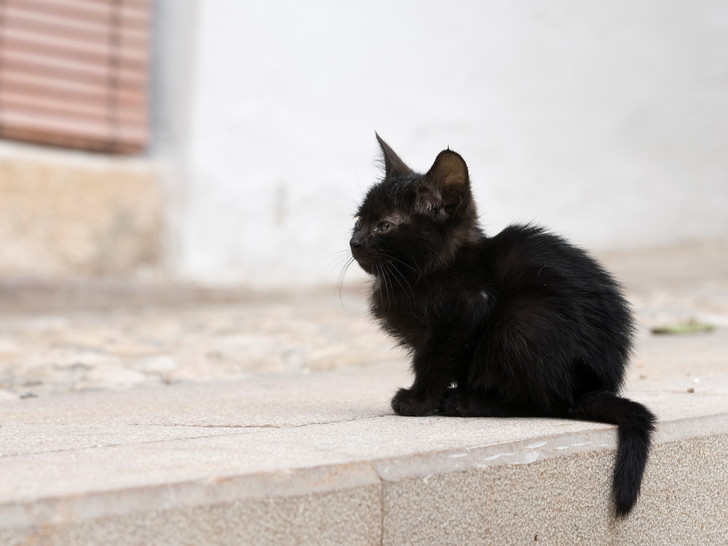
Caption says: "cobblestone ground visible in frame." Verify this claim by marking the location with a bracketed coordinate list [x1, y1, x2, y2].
[1, 240, 726, 401]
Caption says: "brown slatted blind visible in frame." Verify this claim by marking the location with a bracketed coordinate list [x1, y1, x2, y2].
[0, 0, 150, 154]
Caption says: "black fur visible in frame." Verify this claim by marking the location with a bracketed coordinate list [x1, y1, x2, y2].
[350, 135, 655, 517]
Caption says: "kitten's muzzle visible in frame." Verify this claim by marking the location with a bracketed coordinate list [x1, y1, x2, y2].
[349, 234, 374, 272]
[349, 233, 363, 251]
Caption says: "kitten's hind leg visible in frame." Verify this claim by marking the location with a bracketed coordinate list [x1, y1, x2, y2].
[439, 388, 539, 418]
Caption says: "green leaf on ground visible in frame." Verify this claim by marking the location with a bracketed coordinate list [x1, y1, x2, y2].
[650, 319, 715, 335]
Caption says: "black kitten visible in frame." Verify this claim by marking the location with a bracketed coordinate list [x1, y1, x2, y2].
[350, 135, 655, 517]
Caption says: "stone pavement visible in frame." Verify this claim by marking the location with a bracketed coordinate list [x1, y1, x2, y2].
[0, 282, 395, 400]
[1, 239, 726, 401]
[0, 239, 727, 544]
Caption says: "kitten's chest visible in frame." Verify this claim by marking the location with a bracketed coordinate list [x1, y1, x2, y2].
[370, 283, 429, 342]
[370, 278, 487, 346]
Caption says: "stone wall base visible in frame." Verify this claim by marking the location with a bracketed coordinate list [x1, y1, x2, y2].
[0, 143, 162, 277]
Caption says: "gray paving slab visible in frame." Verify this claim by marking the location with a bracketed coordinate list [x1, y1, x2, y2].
[1, 359, 727, 544]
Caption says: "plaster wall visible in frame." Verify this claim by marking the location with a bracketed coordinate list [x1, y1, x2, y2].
[156, 0, 728, 285]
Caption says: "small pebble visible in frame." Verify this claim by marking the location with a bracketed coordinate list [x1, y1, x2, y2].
[131, 356, 178, 373]
[0, 390, 20, 401]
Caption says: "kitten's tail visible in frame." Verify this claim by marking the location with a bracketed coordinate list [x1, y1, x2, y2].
[568, 391, 656, 517]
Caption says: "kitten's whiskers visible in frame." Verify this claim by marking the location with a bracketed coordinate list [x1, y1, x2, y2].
[382, 260, 416, 309]
[337, 255, 356, 308]
[380, 250, 426, 283]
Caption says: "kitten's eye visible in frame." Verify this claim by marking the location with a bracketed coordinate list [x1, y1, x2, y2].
[376, 221, 393, 233]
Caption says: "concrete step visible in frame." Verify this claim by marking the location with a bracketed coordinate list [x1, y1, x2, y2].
[1, 361, 727, 545]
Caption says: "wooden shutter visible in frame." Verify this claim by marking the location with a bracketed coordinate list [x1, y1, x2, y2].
[0, 0, 150, 154]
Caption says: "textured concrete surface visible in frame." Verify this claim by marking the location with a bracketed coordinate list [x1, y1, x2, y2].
[0, 241, 727, 544]
[381, 433, 728, 545]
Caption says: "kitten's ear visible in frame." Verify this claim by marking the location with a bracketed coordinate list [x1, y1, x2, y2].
[376, 133, 413, 179]
[417, 149, 470, 219]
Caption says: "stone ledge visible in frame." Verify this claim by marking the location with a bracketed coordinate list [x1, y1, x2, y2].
[1, 364, 726, 545]
[0, 142, 162, 277]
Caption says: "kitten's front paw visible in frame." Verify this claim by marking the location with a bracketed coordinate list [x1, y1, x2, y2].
[391, 388, 438, 416]
[438, 388, 464, 416]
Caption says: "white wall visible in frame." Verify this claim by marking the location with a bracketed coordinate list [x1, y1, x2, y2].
[156, 0, 728, 285]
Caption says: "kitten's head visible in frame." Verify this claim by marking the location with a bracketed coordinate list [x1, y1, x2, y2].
[350, 135, 480, 277]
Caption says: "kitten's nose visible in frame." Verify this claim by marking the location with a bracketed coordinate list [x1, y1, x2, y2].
[349, 234, 362, 250]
